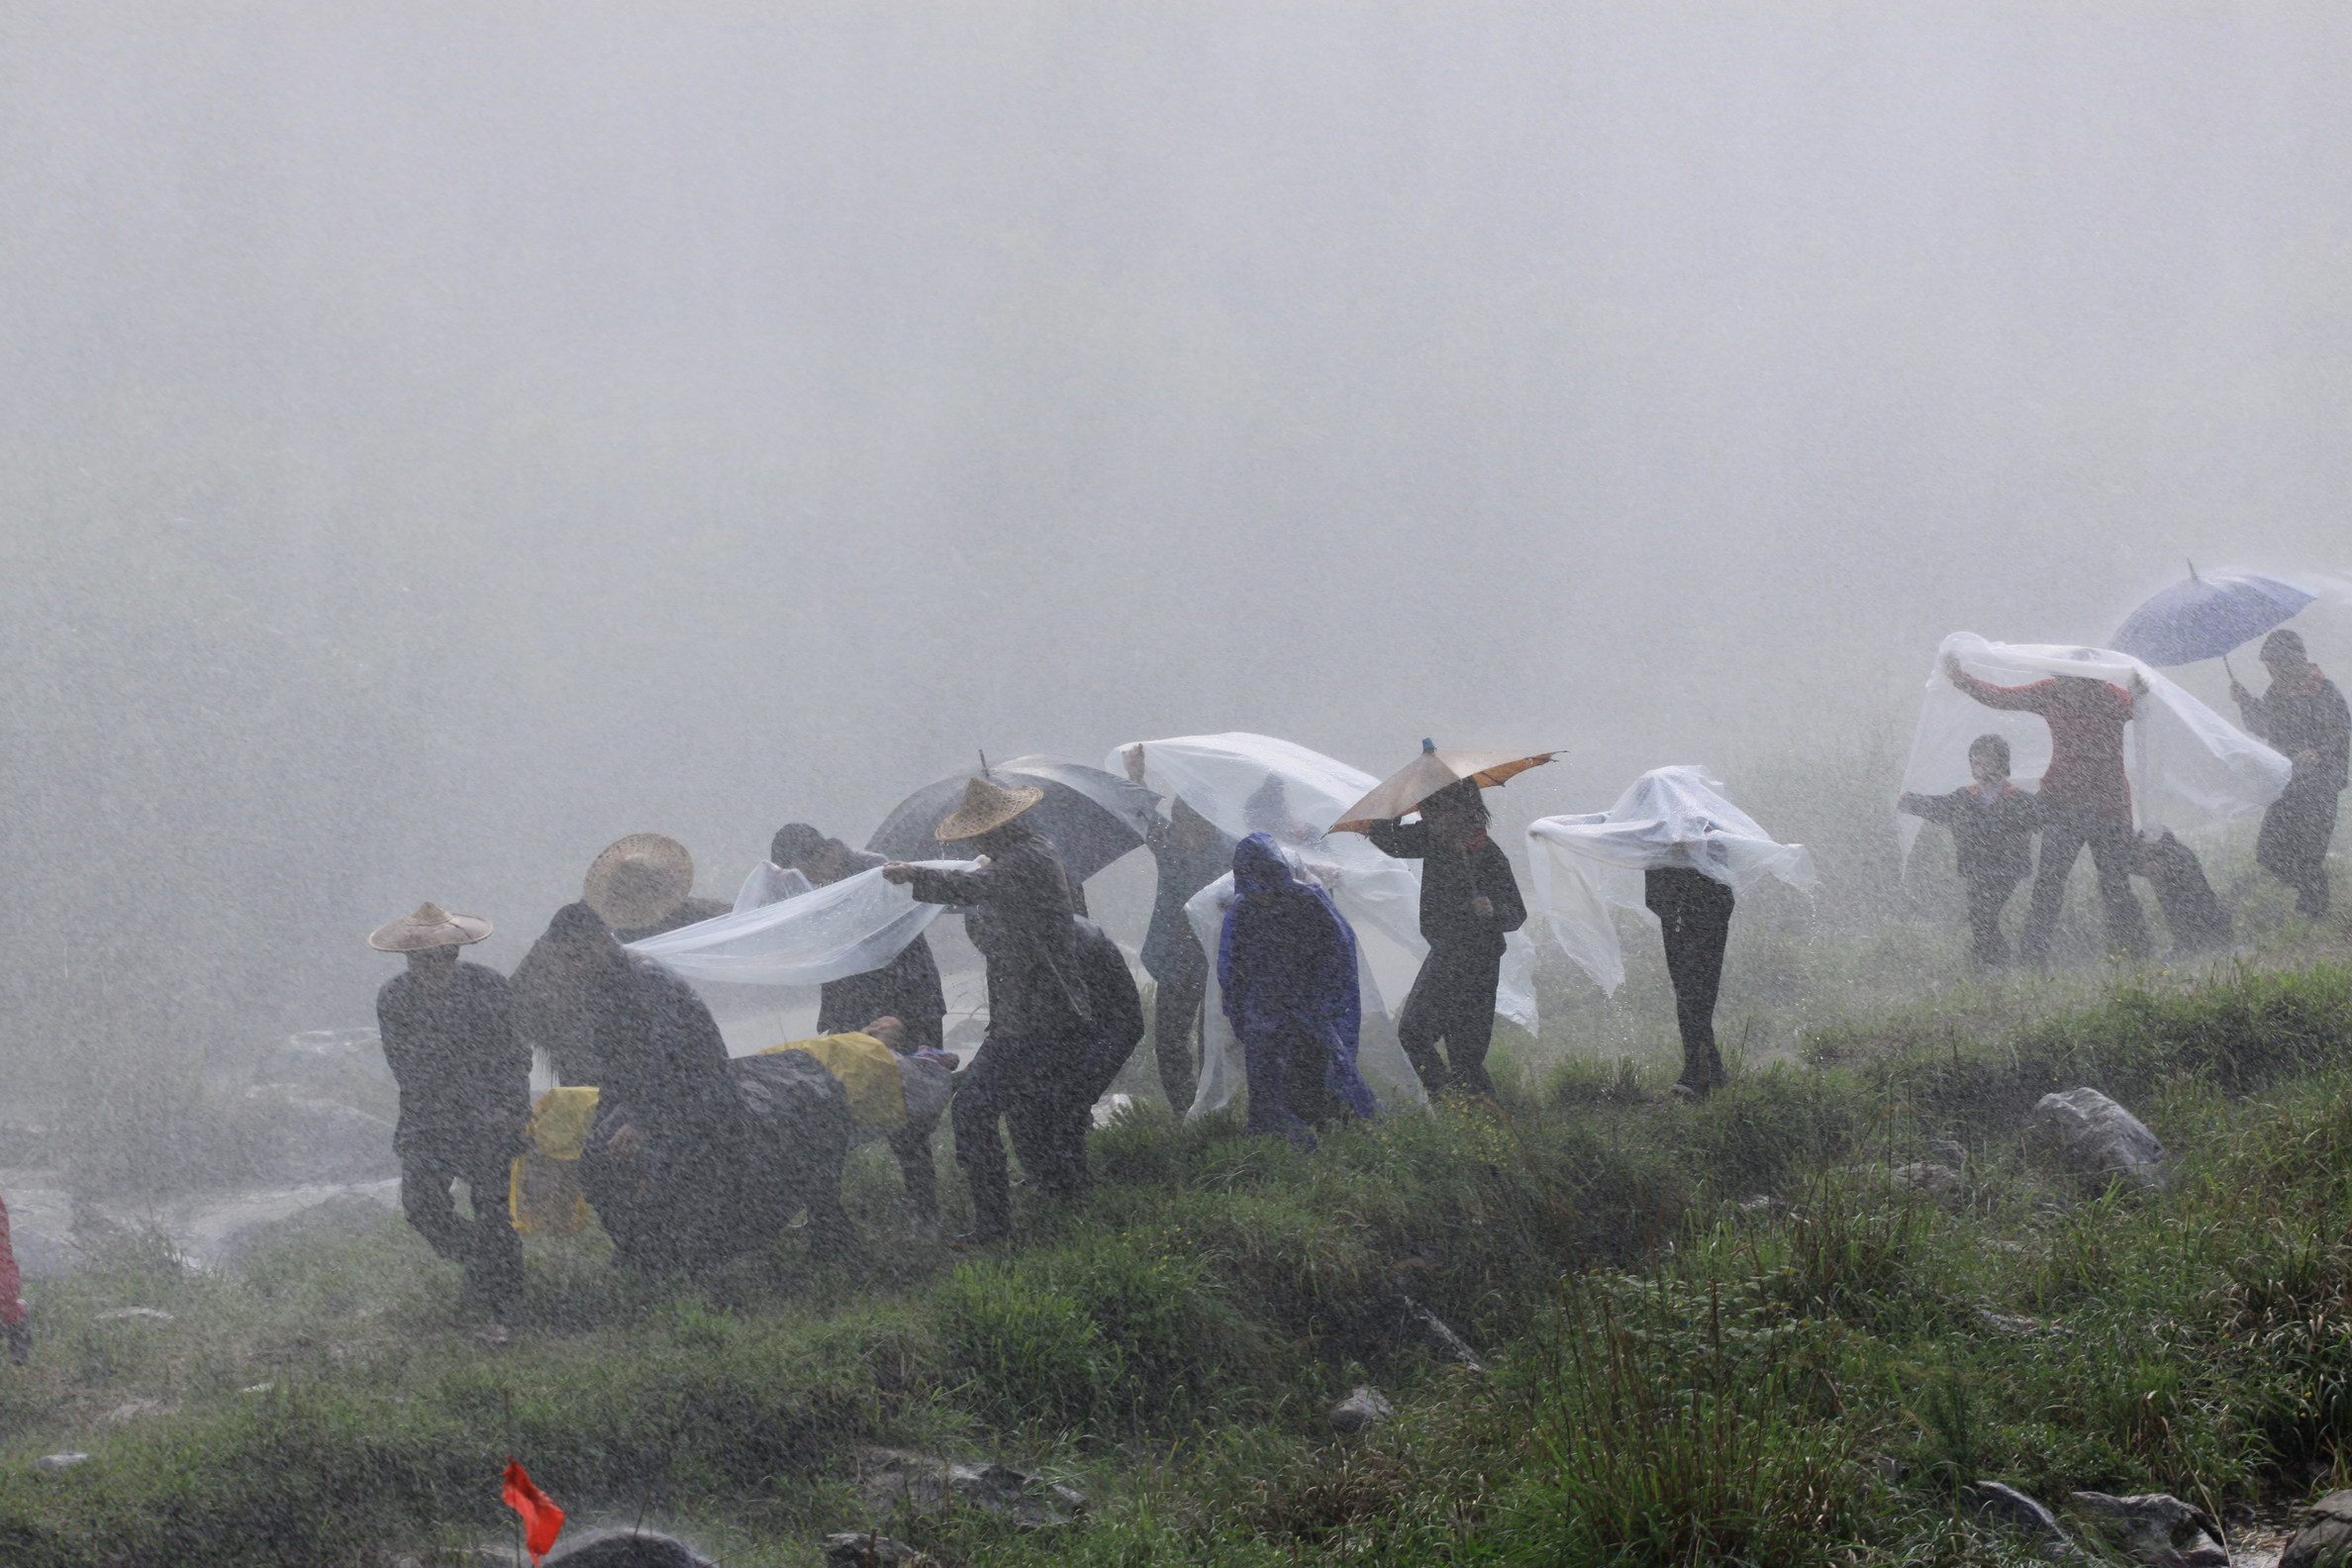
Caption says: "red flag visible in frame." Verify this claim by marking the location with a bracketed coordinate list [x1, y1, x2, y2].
[501, 1458, 565, 1564]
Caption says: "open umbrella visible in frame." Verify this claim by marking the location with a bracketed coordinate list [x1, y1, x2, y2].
[1328, 740, 1558, 834]
[864, 754, 1161, 883]
[2109, 566, 2314, 668]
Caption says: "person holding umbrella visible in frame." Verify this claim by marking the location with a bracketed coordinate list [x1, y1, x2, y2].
[883, 776, 1094, 1245]
[2231, 630, 2350, 918]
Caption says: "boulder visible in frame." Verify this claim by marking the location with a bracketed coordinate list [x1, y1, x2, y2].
[1890, 1161, 1964, 1199]
[1327, 1386, 1395, 1433]
[2031, 1089, 2167, 1189]
[541, 1528, 717, 1567]
[2280, 1491, 2352, 1568]
[856, 1447, 1087, 1528]
[34, 1453, 89, 1473]
[823, 1532, 929, 1566]
[1968, 1480, 2077, 1556]
[2070, 1491, 2223, 1565]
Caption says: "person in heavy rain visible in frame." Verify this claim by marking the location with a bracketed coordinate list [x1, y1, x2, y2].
[583, 833, 730, 943]
[770, 823, 948, 1052]
[1899, 733, 2041, 968]
[1121, 745, 1237, 1110]
[883, 776, 1093, 1245]
[528, 902, 761, 1272]
[1365, 779, 1527, 1103]
[2232, 629, 2350, 919]
[369, 903, 531, 1323]
[1220, 833, 1379, 1148]
[1943, 650, 2154, 964]
[2133, 829, 2232, 956]
[0, 1193, 28, 1364]
[1044, 917, 1146, 1197]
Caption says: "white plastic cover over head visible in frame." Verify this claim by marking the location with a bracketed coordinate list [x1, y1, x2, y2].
[1526, 765, 1817, 995]
[1899, 633, 2290, 860]
[732, 861, 816, 915]
[1109, 732, 1538, 1119]
[626, 861, 967, 987]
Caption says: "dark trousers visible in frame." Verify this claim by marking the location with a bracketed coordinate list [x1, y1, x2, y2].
[1397, 943, 1503, 1102]
[1645, 868, 1734, 1092]
[2258, 778, 2340, 919]
[1963, 873, 2024, 969]
[2020, 807, 2150, 962]
[888, 1118, 940, 1221]
[400, 1143, 523, 1314]
[1243, 1024, 1347, 1148]
[1149, 947, 1207, 1111]
[952, 1030, 1084, 1237]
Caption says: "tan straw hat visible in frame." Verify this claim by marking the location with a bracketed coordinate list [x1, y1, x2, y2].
[934, 775, 1044, 841]
[583, 833, 696, 931]
[369, 902, 493, 952]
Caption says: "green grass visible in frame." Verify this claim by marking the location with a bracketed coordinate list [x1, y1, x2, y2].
[8, 922, 2352, 1563]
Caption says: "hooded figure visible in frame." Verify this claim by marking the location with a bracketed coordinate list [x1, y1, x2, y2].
[1220, 833, 1378, 1147]
[885, 776, 1094, 1245]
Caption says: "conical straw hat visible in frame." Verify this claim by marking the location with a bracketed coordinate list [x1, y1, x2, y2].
[369, 902, 493, 951]
[934, 775, 1044, 841]
[582, 833, 696, 930]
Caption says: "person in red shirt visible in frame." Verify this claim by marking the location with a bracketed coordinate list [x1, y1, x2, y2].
[0, 1194, 29, 1364]
[1942, 651, 2153, 964]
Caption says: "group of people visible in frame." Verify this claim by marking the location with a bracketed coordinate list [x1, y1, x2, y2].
[1902, 630, 2347, 968]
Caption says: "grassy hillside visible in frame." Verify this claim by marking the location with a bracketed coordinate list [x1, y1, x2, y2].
[6, 932, 2352, 1564]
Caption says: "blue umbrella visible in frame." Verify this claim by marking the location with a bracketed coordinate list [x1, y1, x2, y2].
[2108, 567, 2313, 667]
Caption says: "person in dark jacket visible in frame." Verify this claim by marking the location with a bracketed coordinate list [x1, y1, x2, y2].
[370, 902, 532, 1321]
[885, 776, 1093, 1244]
[1644, 868, 1735, 1097]
[583, 833, 729, 942]
[2133, 829, 2232, 956]
[2233, 629, 2350, 918]
[1134, 789, 1236, 1111]
[1045, 918, 1147, 1196]
[1365, 779, 1527, 1103]
[1900, 734, 2041, 968]
[1945, 653, 2153, 963]
[771, 823, 948, 1052]
[1220, 833, 1379, 1148]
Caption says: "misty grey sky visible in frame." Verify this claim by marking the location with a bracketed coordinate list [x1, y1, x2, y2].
[2, 3, 2347, 1065]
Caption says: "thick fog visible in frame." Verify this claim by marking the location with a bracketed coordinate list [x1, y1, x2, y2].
[3, 3, 2348, 1084]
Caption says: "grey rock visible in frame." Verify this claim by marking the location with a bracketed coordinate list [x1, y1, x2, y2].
[1968, 1481, 2077, 1556]
[542, 1528, 717, 1568]
[823, 1532, 929, 1567]
[857, 1447, 1087, 1528]
[238, 1085, 398, 1186]
[1328, 1385, 1395, 1433]
[2031, 1089, 2168, 1189]
[1925, 1138, 1970, 1170]
[35, 1452, 89, 1472]
[93, 1307, 175, 1324]
[2070, 1491, 2223, 1565]
[2281, 1491, 2352, 1568]
[1890, 1161, 1964, 1199]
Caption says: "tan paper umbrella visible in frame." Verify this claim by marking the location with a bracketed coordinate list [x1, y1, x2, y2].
[1329, 740, 1558, 833]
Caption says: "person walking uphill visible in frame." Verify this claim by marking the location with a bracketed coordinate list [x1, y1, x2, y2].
[884, 776, 1094, 1246]
[1944, 650, 2153, 963]
[1366, 779, 1526, 1103]
[1221, 833, 1378, 1148]
[370, 903, 531, 1323]
[2233, 630, 2350, 918]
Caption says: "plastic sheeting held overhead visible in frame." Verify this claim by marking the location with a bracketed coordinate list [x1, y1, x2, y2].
[1108, 732, 1538, 1119]
[624, 861, 969, 988]
[1527, 766, 1816, 995]
[1899, 633, 2289, 862]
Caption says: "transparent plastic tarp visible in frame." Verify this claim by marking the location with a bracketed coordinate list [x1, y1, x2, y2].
[626, 861, 969, 987]
[1108, 732, 1538, 1118]
[1527, 766, 1817, 994]
[1899, 633, 2290, 861]
[732, 861, 815, 915]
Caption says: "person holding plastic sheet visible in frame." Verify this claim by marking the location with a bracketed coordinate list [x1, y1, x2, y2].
[1365, 780, 1527, 1103]
[1122, 746, 1239, 1111]
[884, 776, 1094, 1246]
[1899, 734, 2040, 969]
[1943, 651, 2154, 964]
[1219, 833, 1379, 1148]
[2232, 630, 2350, 919]
[768, 823, 948, 1053]
[370, 903, 531, 1323]
[0, 1195, 28, 1365]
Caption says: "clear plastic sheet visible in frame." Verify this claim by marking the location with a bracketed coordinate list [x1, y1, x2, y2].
[1108, 732, 1538, 1118]
[1899, 633, 2291, 862]
[731, 861, 815, 915]
[1527, 766, 1817, 994]
[625, 860, 969, 987]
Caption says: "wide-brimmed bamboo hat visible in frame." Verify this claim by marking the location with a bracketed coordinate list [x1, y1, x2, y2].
[583, 833, 696, 931]
[933, 775, 1044, 841]
[369, 902, 493, 952]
